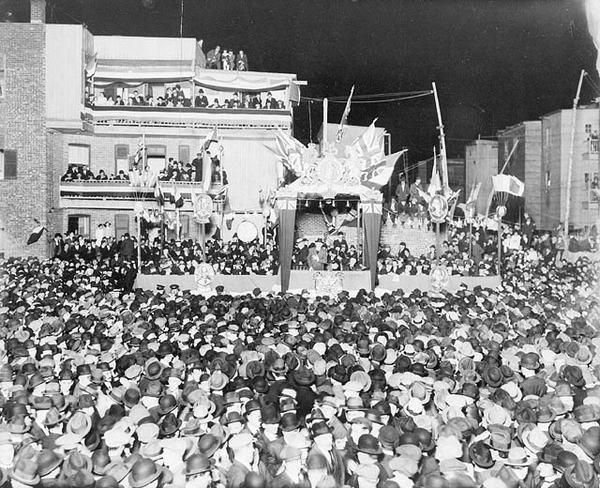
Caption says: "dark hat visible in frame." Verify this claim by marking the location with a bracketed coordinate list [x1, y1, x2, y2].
[36, 449, 63, 477]
[128, 458, 163, 488]
[575, 405, 600, 424]
[311, 422, 331, 438]
[280, 413, 300, 432]
[468, 440, 494, 469]
[563, 460, 599, 488]
[357, 434, 382, 455]
[482, 365, 504, 388]
[261, 405, 280, 425]
[562, 365, 586, 388]
[92, 449, 111, 476]
[66, 469, 96, 488]
[378, 425, 400, 449]
[158, 413, 181, 437]
[293, 367, 315, 386]
[157, 394, 178, 416]
[553, 450, 579, 474]
[198, 434, 220, 458]
[579, 427, 600, 459]
[185, 453, 212, 476]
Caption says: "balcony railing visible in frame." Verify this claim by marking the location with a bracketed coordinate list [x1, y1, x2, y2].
[59, 180, 225, 209]
[83, 105, 292, 131]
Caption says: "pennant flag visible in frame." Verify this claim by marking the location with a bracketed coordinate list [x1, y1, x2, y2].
[427, 153, 442, 197]
[201, 126, 220, 155]
[154, 184, 165, 207]
[336, 85, 355, 143]
[27, 226, 46, 245]
[170, 186, 184, 208]
[466, 182, 482, 205]
[492, 174, 525, 197]
[361, 150, 405, 190]
[133, 140, 146, 167]
[351, 119, 385, 170]
[586, 0, 600, 75]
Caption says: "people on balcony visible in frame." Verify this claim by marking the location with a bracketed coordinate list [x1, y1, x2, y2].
[206, 45, 221, 68]
[96, 169, 108, 181]
[89, 87, 285, 110]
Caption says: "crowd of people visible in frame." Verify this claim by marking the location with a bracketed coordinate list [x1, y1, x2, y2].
[204, 46, 250, 71]
[0, 221, 598, 488]
[87, 87, 285, 111]
[141, 237, 278, 276]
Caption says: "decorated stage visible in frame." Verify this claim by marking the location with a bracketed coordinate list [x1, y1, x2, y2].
[135, 270, 501, 294]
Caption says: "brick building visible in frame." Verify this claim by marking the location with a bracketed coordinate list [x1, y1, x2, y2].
[464, 139, 499, 217]
[0, 0, 302, 258]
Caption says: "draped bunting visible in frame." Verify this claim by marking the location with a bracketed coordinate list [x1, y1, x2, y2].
[360, 199, 383, 290]
[194, 74, 299, 94]
[276, 197, 297, 293]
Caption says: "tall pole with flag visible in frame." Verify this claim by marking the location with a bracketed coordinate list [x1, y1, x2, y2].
[432, 82, 449, 194]
[336, 85, 355, 143]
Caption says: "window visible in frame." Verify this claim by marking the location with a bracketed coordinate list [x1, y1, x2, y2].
[179, 145, 190, 164]
[114, 214, 130, 240]
[0, 55, 5, 98]
[115, 144, 129, 174]
[67, 215, 90, 238]
[146, 145, 166, 174]
[585, 173, 590, 190]
[586, 124, 593, 134]
[68, 144, 90, 167]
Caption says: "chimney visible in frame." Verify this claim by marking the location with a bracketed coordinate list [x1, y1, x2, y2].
[31, 0, 46, 24]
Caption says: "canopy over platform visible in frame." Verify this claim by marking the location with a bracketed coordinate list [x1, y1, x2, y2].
[276, 145, 383, 292]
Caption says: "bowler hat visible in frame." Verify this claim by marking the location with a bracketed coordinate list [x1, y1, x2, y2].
[128, 459, 162, 488]
[469, 440, 494, 469]
[357, 434, 382, 455]
[185, 453, 212, 476]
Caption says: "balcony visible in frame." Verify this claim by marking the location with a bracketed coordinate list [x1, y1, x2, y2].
[59, 180, 225, 211]
[83, 105, 293, 135]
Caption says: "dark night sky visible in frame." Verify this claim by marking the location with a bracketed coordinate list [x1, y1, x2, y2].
[3, 0, 599, 159]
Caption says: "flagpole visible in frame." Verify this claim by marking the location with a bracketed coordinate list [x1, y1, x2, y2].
[432, 82, 449, 194]
[322, 98, 328, 156]
[564, 69, 586, 243]
[137, 215, 142, 271]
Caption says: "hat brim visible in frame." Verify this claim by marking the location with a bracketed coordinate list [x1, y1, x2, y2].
[10, 470, 41, 486]
[129, 465, 162, 488]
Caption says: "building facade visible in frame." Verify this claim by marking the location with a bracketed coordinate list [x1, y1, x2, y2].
[496, 121, 543, 224]
[0, 0, 302, 258]
[464, 139, 499, 217]
[496, 106, 600, 231]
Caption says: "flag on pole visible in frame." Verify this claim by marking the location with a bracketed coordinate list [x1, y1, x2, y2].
[351, 119, 385, 170]
[427, 151, 442, 197]
[492, 174, 525, 197]
[154, 184, 165, 207]
[336, 85, 355, 143]
[265, 129, 306, 176]
[133, 138, 146, 167]
[361, 150, 406, 189]
[27, 226, 46, 245]
[201, 126, 219, 154]
[170, 186, 184, 208]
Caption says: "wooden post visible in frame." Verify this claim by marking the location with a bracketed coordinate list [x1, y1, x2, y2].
[497, 217, 502, 278]
[435, 222, 441, 266]
[160, 206, 165, 251]
[564, 69, 586, 241]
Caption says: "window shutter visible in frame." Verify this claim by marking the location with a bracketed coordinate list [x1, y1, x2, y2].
[178, 145, 190, 164]
[4, 149, 16, 179]
[114, 214, 130, 240]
